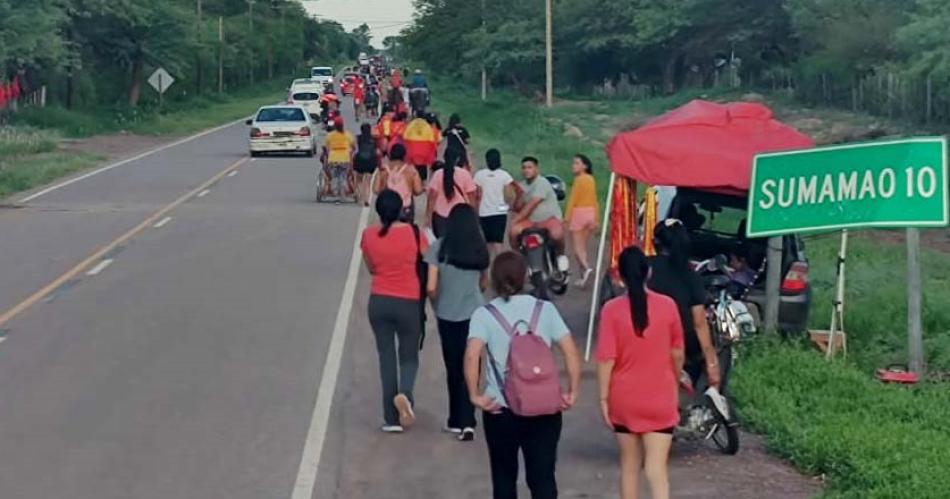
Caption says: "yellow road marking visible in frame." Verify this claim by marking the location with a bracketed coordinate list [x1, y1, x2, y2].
[0, 157, 247, 329]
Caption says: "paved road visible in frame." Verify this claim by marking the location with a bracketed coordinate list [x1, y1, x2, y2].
[0, 91, 821, 498]
[0, 98, 365, 499]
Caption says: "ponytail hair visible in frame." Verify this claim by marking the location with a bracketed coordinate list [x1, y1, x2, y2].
[491, 251, 527, 302]
[654, 219, 691, 273]
[618, 246, 650, 336]
[375, 189, 403, 236]
[575, 153, 593, 174]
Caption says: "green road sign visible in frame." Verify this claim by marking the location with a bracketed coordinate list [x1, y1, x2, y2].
[747, 138, 948, 237]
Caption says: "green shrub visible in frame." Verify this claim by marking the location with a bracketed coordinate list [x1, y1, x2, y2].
[734, 341, 950, 498]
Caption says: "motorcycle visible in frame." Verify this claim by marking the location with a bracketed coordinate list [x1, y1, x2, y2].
[517, 175, 569, 300]
[674, 254, 756, 455]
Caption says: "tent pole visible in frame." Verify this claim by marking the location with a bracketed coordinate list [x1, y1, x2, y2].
[585, 172, 617, 362]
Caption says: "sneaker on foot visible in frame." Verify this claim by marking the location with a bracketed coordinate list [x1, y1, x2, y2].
[574, 268, 594, 288]
[381, 425, 404, 433]
[556, 255, 570, 273]
[393, 394, 416, 428]
[458, 428, 476, 442]
[442, 425, 462, 434]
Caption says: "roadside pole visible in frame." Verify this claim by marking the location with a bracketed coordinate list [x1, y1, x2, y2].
[544, 0, 553, 108]
[907, 228, 924, 374]
[585, 172, 616, 361]
[481, 0, 487, 102]
[764, 236, 783, 333]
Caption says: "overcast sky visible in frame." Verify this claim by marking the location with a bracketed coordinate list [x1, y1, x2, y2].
[299, 0, 416, 47]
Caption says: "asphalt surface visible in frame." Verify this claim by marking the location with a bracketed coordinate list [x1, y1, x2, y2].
[0, 90, 821, 498]
[0, 98, 363, 498]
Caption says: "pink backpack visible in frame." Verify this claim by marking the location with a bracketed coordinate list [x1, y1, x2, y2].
[484, 300, 563, 417]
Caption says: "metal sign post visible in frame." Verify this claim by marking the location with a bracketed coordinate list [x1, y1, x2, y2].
[825, 230, 849, 359]
[147, 68, 176, 107]
[748, 138, 947, 372]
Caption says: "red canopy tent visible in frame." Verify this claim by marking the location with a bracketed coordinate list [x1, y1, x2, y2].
[584, 100, 815, 359]
[607, 99, 814, 195]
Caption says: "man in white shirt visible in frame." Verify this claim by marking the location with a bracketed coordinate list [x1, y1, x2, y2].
[474, 149, 516, 258]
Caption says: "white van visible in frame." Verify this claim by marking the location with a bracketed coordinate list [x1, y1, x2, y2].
[289, 81, 323, 120]
[310, 66, 334, 85]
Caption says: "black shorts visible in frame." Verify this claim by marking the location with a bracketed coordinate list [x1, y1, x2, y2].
[480, 215, 507, 244]
[354, 156, 378, 175]
[614, 425, 675, 435]
[415, 164, 429, 181]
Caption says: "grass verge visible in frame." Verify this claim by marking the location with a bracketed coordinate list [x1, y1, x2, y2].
[1, 80, 287, 198]
[431, 82, 950, 498]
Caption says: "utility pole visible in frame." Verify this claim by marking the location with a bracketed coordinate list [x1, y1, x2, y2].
[196, 0, 203, 94]
[481, 0, 487, 101]
[247, 0, 255, 84]
[218, 16, 224, 93]
[544, 0, 553, 107]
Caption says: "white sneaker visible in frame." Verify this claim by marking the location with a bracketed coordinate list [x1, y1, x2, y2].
[574, 268, 593, 288]
[459, 427, 476, 442]
[556, 255, 570, 273]
[705, 387, 731, 420]
[442, 425, 462, 435]
[381, 425, 404, 433]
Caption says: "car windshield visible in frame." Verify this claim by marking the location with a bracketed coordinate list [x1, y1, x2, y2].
[311, 68, 332, 77]
[256, 108, 306, 122]
[292, 92, 320, 101]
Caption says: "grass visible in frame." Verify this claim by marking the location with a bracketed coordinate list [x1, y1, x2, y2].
[431, 82, 950, 498]
[0, 80, 288, 199]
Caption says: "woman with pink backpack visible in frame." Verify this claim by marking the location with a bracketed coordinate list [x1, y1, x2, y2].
[464, 251, 582, 499]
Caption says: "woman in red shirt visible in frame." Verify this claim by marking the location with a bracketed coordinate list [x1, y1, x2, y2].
[361, 190, 429, 433]
[596, 246, 685, 499]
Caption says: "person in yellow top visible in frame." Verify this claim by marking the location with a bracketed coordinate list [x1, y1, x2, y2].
[322, 118, 356, 197]
[565, 154, 599, 287]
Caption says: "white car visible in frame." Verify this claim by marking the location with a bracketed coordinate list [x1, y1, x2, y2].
[310, 66, 334, 86]
[288, 82, 323, 120]
[246, 106, 318, 157]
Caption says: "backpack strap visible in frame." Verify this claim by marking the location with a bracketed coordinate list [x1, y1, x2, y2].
[484, 303, 529, 337]
[528, 299, 545, 334]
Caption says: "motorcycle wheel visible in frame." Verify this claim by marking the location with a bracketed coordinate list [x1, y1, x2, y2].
[530, 272, 550, 301]
[706, 396, 740, 455]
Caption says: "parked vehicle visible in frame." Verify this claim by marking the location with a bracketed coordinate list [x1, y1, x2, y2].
[246, 106, 317, 157]
[661, 188, 811, 332]
[310, 66, 334, 86]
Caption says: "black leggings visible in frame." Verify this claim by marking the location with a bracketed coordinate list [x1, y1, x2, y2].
[483, 410, 562, 499]
[437, 319, 476, 429]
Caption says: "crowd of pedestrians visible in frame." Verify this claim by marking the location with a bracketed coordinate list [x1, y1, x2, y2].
[353, 101, 722, 498]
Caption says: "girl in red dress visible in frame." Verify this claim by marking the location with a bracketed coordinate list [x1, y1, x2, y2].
[596, 246, 685, 499]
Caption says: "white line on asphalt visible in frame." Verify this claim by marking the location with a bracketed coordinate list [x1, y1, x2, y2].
[0, 337, 5, 344]
[19, 118, 247, 203]
[197, 189, 210, 198]
[153, 216, 173, 228]
[227, 170, 238, 177]
[85, 259, 114, 276]
[291, 204, 371, 499]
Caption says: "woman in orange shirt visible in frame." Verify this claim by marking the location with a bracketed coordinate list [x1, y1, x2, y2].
[564, 154, 599, 287]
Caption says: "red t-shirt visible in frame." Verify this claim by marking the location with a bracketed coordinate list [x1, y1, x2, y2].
[361, 224, 428, 300]
[596, 291, 684, 433]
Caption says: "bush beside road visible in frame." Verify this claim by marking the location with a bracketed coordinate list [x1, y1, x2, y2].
[431, 82, 950, 498]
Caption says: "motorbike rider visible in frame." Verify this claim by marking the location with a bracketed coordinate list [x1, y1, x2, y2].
[647, 219, 722, 389]
[509, 157, 570, 273]
[411, 69, 428, 89]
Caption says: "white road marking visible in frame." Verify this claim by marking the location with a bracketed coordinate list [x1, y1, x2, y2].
[227, 170, 238, 177]
[0, 337, 6, 344]
[291, 204, 371, 499]
[197, 189, 210, 198]
[19, 118, 249, 203]
[85, 259, 114, 276]
[153, 216, 172, 228]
